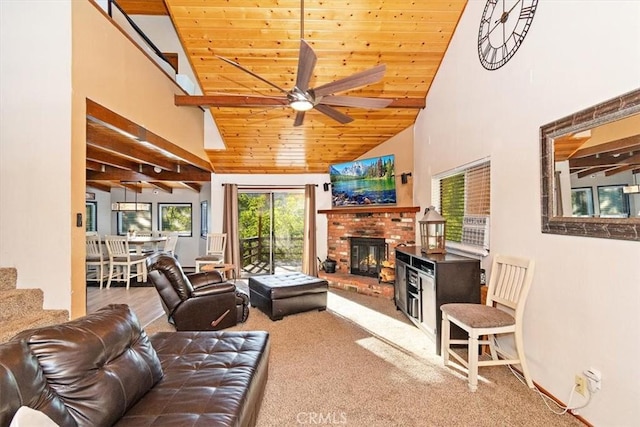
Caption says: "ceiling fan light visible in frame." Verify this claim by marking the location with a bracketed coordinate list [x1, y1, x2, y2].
[290, 99, 314, 112]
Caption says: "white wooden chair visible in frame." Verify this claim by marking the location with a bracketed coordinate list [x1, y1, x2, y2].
[104, 235, 148, 289]
[85, 234, 109, 288]
[195, 233, 227, 272]
[440, 255, 536, 392]
[163, 232, 179, 256]
[131, 231, 153, 253]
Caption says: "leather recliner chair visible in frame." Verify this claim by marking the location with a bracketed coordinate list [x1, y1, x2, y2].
[146, 252, 249, 331]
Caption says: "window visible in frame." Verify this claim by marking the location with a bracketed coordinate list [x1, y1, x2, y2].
[86, 202, 97, 232]
[432, 159, 490, 256]
[571, 187, 595, 217]
[200, 201, 209, 237]
[117, 203, 152, 235]
[238, 190, 305, 275]
[159, 203, 192, 237]
[597, 185, 630, 218]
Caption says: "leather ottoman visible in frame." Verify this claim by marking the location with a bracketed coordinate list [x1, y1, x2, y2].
[249, 273, 328, 321]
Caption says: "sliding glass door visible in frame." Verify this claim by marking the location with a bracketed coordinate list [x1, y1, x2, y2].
[238, 190, 305, 276]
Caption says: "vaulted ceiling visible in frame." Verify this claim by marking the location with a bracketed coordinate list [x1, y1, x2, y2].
[92, 0, 638, 188]
[116, 0, 468, 174]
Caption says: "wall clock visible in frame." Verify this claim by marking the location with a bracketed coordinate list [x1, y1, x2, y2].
[478, 0, 538, 70]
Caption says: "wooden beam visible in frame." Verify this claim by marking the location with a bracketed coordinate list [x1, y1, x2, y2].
[605, 164, 637, 177]
[87, 126, 176, 171]
[87, 145, 139, 170]
[570, 134, 640, 158]
[182, 182, 202, 192]
[175, 95, 426, 109]
[576, 167, 609, 179]
[86, 182, 112, 193]
[162, 52, 179, 73]
[86, 160, 105, 172]
[87, 168, 211, 182]
[86, 99, 214, 172]
[116, 0, 168, 16]
[120, 182, 143, 193]
[148, 181, 173, 193]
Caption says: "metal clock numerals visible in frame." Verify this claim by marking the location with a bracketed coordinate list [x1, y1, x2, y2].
[478, 0, 538, 70]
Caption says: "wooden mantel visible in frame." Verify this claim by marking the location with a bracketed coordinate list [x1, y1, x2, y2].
[318, 206, 421, 215]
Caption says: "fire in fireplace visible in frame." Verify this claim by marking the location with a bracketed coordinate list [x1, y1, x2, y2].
[350, 237, 387, 277]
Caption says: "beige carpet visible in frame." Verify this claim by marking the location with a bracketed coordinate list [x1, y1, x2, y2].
[145, 288, 583, 427]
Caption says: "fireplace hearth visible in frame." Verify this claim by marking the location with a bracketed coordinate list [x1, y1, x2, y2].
[350, 237, 386, 278]
[318, 206, 419, 298]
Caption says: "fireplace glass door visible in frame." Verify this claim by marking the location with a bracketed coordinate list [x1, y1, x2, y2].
[350, 237, 386, 277]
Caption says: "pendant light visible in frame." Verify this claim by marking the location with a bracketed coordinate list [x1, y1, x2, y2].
[111, 181, 149, 211]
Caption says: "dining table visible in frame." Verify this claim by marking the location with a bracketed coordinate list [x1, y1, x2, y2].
[127, 236, 167, 255]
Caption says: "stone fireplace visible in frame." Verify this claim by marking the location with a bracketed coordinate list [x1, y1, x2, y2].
[317, 206, 419, 298]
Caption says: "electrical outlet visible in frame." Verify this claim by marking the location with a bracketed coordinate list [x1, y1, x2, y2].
[584, 368, 602, 393]
[575, 374, 587, 396]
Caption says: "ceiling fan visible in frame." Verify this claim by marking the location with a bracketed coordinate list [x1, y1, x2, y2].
[214, 40, 391, 127]
[189, 0, 390, 127]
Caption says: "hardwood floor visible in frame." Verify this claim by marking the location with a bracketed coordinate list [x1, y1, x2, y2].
[86, 287, 165, 328]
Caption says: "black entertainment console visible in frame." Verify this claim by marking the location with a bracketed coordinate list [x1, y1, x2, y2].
[394, 246, 480, 355]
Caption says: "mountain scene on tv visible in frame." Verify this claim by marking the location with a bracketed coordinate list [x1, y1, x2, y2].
[330, 155, 397, 206]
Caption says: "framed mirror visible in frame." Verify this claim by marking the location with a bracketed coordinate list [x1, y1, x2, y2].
[541, 88, 640, 241]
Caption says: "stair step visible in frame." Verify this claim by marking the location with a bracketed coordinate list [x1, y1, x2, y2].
[0, 267, 17, 291]
[0, 289, 45, 322]
[0, 309, 69, 344]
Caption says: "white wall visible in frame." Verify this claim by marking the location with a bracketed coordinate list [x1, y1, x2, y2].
[130, 15, 225, 149]
[0, 1, 73, 308]
[414, 1, 640, 425]
[210, 174, 332, 260]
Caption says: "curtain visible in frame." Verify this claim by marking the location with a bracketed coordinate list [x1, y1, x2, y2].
[222, 184, 241, 278]
[302, 184, 318, 276]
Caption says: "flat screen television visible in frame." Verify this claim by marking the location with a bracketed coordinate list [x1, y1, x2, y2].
[329, 155, 397, 207]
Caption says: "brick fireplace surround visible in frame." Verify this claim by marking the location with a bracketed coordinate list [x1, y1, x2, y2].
[318, 206, 419, 299]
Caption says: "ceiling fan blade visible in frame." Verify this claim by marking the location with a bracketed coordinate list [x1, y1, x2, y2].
[216, 55, 288, 95]
[295, 39, 317, 92]
[293, 111, 306, 127]
[314, 104, 354, 124]
[313, 64, 386, 98]
[319, 95, 393, 109]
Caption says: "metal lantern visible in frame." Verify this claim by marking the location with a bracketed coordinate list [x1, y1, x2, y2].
[419, 206, 447, 254]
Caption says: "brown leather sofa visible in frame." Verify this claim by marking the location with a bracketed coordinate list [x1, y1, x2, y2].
[146, 252, 249, 331]
[0, 304, 269, 427]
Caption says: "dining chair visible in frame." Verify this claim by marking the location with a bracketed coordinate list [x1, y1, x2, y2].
[440, 254, 536, 392]
[163, 232, 179, 256]
[85, 234, 109, 288]
[195, 233, 227, 272]
[104, 235, 148, 289]
[131, 231, 153, 253]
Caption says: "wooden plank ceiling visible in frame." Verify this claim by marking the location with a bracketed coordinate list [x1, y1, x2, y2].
[117, 0, 468, 174]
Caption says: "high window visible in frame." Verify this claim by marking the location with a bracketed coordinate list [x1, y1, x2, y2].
[432, 159, 491, 257]
[200, 201, 209, 237]
[85, 202, 97, 232]
[597, 185, 630, 218]
[158, 203, 193, 236]
[117, 204, 152, 235]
